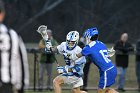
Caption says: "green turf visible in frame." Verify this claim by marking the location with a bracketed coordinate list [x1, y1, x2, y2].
[28, 52, 138, 88]
[25, 90, 140, 93]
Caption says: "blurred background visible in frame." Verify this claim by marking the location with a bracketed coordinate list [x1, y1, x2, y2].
[2, 0, 140, 92]
[3, 0, 140, 43]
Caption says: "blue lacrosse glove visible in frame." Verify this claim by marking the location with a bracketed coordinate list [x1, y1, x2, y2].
[45, 40, 52, 50]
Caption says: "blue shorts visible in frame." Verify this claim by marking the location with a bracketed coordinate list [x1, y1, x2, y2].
[98, 66, 117, 89]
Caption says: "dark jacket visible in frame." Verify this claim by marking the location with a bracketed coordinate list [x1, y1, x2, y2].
[136, 40, 140, 62]
[114, 40, 134, 68]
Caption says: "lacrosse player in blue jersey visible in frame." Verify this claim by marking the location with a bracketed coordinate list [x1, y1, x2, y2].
[68, 28, 118, 93]
[43, 30, 87, 93]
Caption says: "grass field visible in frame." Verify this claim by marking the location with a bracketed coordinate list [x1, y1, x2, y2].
[25, 90, 140, 93]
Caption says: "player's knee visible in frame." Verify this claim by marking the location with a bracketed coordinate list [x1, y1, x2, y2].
[105, 89, 118, 93]
[72, 87, 85, 93]
[97, 89, 104, 93]
[53, 77, 63, 86]
[81, 91, 88, 93]
[53, 78, 59, 86]
[72, 88, 78, 93]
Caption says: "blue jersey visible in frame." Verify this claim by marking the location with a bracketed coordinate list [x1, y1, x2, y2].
[81, 40, 114, 71]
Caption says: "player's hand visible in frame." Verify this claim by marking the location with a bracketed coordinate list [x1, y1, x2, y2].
[57, 66, 64, 74]
[108, 47, 115, 57]
[45, 41, 52, 50]
[42, 34, 49, 41]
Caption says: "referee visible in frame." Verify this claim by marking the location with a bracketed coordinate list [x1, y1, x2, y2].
[0, 0, 29, 93]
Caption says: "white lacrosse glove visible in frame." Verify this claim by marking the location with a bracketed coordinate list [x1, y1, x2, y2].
[57, 66, 67, 74]
[42, 34, 49, 41]
[64, 65, 70, 73]
[108, 47, 116, 57]
[45, 41, 52, 51]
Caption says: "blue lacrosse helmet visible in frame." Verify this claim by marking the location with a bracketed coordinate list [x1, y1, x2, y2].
[84, 27, 98, 39]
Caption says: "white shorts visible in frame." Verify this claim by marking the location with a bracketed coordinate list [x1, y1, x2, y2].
[58, 74, 83, 88]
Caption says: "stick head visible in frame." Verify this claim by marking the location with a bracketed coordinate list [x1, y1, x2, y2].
[37, 25, 48, 41]
[37, 25, 47, 34]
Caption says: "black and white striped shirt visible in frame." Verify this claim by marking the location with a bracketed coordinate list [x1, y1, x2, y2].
[0, 24, 29, 90]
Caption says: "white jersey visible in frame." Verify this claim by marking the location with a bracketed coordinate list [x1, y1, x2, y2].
[57, 42, 86, 76]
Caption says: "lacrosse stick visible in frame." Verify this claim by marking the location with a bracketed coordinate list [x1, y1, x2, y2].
[37, 25, 49, 41]
[108, 47, 116, 57]
[37, 25, 60, 67]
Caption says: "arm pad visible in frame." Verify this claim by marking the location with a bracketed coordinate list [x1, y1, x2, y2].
[71, 64, 81, 73]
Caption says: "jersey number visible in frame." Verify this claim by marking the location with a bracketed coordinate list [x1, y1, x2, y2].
[99, 50, 111, 63]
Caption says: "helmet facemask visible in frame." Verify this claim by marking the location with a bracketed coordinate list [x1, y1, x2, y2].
[84, 27, 98, 44]
[85, 32, 91, 44]
[85, 37, 91, 44]
[66, 40, 77, 49]
[66, 31, 79, 50]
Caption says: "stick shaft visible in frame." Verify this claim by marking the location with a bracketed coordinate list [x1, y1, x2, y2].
[50, 48, 59, 67]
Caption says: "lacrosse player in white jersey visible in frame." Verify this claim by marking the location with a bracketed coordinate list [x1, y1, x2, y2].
[44, 30, 87, 93]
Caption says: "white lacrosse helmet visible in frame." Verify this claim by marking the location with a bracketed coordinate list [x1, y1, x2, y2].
[66, 31, 79, 50]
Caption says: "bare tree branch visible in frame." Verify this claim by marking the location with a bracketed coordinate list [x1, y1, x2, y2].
[18, 0, 64, 32]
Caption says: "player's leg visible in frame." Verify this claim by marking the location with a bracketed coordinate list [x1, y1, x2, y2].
[72, 87, 87, 93]
[98, 88, 119, 93]
[81, 90, 88, 93]
[72, 87, 81, 93]
[53, 75, 64, 93]
[97, 89, 104, 93]
[71, 77, 87, 93]
[105, 88, 119, 93]
[98, 67, 117, 93]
